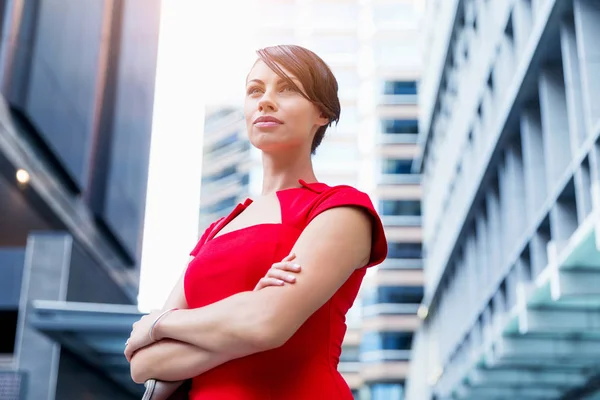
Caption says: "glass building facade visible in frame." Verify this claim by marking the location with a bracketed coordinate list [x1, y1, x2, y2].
[0, 1, 161, 398]
[408, 1, 600, 399]
[199, 109, 251, 232]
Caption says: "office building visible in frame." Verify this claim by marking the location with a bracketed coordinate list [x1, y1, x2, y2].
[199, 108, 251, 232]
[0, 1, 161, 398]
[407, 1, 600, 399]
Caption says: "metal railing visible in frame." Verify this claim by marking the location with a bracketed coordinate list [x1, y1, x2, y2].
[379, 258, 423, 270]
[379, 94, 418, 105]
[362, 303, 420, 317]
[378, 174, 421, 185]
[381, 215, 422, 227]
[377, 133, 419, 144]
[360, 350, 412, 363]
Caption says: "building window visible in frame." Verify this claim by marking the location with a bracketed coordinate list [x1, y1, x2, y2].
[380, 200, 421, 216]
[340, 346, 360, 362]
[207, 132, 238, 152]
[203, 166, 237, 183]
[361, 332, 414, 352]
[384, 81, 418, 95]
[388, 242, 422, 259]
[380, 286, 424, 304]
[201, 196, 237, 215]
[369, 383, 405, 400]
[381, 119, 419, 134]
[363, 286, 424, 305]
[382, 159, 414, 174]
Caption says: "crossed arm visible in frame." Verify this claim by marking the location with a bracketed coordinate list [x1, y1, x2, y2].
[127, 206, 373, 384]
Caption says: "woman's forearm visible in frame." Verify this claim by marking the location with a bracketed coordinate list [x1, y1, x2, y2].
[130, 339, 232, 384]
[154, 290, 283, 357]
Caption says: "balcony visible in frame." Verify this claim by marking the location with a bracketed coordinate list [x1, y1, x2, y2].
[377, 174, 421, 185]
[380, 258, 423, 270]
[381, 215, 422, 227]
[360, 350, 412, 363]
[379, 94, 418, 106]
[362, 314, 421, 332]
[431, 207, 600, 399]
[363, 303, 420, 317]
[361, 361, 410, 382]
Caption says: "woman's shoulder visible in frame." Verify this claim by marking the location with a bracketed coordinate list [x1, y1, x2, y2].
[281, 180, 381, 230]
[293, 180, 388, 268]
[297, 180, 375, 211]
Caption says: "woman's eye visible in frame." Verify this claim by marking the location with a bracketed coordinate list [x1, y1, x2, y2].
[281, 85, 296, 92]
[247, 87, 261, 95]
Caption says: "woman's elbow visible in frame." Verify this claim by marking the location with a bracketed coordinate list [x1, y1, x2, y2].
[130, 353, 154, 384]
[247, 314, 294, 351]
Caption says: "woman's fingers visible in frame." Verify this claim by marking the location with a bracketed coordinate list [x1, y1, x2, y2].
[254, 277, 285, 291]
[282, 252, 296, 262]
[270, 261, 301, 273]
[253, 255, 302, 291]
[266, 265, 298, 283]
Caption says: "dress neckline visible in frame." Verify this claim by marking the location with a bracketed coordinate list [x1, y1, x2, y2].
[207, 179, 327, 242]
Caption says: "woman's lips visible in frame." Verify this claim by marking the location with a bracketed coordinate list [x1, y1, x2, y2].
[254, 121, 282, 128]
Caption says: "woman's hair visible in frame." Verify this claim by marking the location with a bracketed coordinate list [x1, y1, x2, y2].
[255, 45, 341, 154]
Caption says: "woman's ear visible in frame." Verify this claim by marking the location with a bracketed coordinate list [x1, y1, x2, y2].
[317, 113, 330, 127]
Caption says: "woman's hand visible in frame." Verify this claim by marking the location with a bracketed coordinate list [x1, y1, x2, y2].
[254, 253, 301, 291]
[124, 309, 167, 362]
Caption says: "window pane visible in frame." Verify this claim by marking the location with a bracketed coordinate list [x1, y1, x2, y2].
[380, 200, 421, 216]
[388, 242, 422, 259]
[384, 81, 418, 95]
[370, 383, 405, 400]
[361, 332, 414, 352]
[381, 119, 419, 134]
[379, 286, 424, 304]
[382, 159, 413, 174]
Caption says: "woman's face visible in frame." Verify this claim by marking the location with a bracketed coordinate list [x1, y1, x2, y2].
[244, 60, 328, 154]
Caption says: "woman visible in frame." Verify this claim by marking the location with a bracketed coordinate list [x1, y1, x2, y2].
[125, 44, 387, 399]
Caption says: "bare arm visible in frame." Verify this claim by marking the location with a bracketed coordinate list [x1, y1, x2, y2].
[154, 207, 372, 356]
[130, 262, 219, 383]
[129, 256, 300, 383]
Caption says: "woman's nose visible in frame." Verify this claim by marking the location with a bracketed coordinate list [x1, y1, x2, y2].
[258, 90, 277, 112]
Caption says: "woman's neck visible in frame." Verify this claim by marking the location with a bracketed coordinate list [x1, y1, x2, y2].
[260, 150, 317, 195]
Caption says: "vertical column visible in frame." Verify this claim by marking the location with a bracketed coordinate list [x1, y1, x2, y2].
[520, 105, 547, 225]
[486, 182, 502, 282]
[574, 0, 600, 133]
[512, 0, 533, 56]
[539, 64, 571, 192]
[475, 213, 488, 303]
[13, 232, 72, 400]
[560, 19, 586, 153]
[574, 158, 592, 223]
[505, 140, 527, 243]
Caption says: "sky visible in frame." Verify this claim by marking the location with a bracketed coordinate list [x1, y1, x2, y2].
[138, 0, 257, 311]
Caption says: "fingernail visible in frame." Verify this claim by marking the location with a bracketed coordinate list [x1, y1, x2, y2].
[288, 275, 296, 281]
[293, 264, 301, 270]
[277, 279, 284, 285]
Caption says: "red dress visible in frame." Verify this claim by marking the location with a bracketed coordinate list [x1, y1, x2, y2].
[184, 180, 387, 399]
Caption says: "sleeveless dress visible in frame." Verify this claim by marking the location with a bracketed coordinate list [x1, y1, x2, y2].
[184, 179, 388, 399]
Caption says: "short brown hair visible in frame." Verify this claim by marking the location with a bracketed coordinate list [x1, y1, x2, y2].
[256, 45, 341, 154]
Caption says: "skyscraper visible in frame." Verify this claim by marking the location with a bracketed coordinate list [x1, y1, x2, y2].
[0, 1, 161, 398]
[199, 108, 251, 232]
[408, 1, 600, 399]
